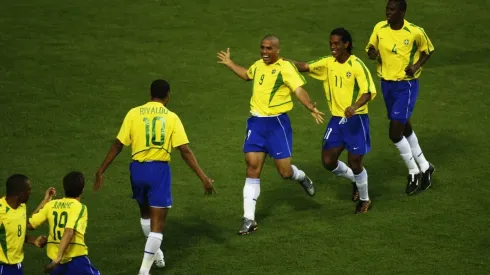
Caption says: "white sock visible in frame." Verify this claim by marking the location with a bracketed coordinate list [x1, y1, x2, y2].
[291, 165, 306, 181]
[243, 178, 260, 220]
[332, 161, 355, 182]
[406, 132, 430, 172]
[139, 232, 162, 273]
[140, 218, 150, 237]
[354, 169, 369, 201]
[394, 137, 420, 174]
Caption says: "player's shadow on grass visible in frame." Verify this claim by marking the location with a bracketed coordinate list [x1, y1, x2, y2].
[159, 215, 227, 271]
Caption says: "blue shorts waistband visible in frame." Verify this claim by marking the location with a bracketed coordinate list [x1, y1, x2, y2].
[131, 160, 168, 163]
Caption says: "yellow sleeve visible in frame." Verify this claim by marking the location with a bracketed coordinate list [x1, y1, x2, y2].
[365, 23, 382, 51]
[65, 203, 86, 232]
[171, 114, 189, 148]
[282, 61, 306, 91]
[416, 27, 435, 54]
[29, 203, 49, 229]
[307, 57, 328, 81]
[355, 59, 377, 100]
[246, 62, 257, 79]
[116, 110, 133, 146]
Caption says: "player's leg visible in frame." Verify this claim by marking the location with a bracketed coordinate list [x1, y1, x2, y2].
[386, 80, 422, 194]
[240, 116, 267, 235]
[403, 82, 435, 190]
[131, 161, 165, 269]
[136, 162, 172, 274]
[269, 114, 315, 196]
[322, 117, 357, 201]
[239, 151, 266, 235]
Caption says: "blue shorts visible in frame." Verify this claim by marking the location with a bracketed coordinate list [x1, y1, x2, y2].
[50, 256, 100, 275]
[130, 161, 172, 208]
[322, 115, 371, 155]
[381, 79, 419, 123]
[0, 263, 23, 275]
[243, 113, 293, 159]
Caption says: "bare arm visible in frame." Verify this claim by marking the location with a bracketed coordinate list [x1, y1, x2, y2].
[293, 61, 310, 72]
[345, 93, 372, 118]
[405, 52, 432, 77]
[217, 48, 250, 80]
[94, 139, 124, 191]
[25, 234, 47, 248]
[43, 228, 75, 272]
[32, 187, 56, 215]
[178, 144, 215, 194]
[293, 86, 325, 124]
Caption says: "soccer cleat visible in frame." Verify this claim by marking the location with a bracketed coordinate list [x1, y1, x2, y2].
[238, 217, 258, 235]
[355, 200, 371, 213]
[154, 249, 165, 268]
[405, 173, 421, 194]
[351, 182, 359, 202]
[420, 163, 435, 190]
[299, 175, 316, 196]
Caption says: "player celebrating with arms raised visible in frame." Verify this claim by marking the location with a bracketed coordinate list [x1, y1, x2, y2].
[293, 28, 376, 213]
[217, 34, 325, 234]
[366, 0, 435, 194]
[94, 79, 215, 275]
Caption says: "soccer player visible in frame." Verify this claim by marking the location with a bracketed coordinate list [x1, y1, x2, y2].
[0, 174, 51, 275]
[94, 79, 215, 275]
[28, 171, 100, 275]
[366, 0, 435, 194]
[292, 28, 376, 213]
[217, 34, 325, 234]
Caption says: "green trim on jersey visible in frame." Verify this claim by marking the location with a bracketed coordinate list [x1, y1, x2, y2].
[0, 224, 8, 263]
[268, 72, 284, 104]
[408, 42, 418, 65]
[355, 59, 372, 93]
[403, 26, 411, 33]
[307, 56, 330, 65]
[74, 204, 86, 230]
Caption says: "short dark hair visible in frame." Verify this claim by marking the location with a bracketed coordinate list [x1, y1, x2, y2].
[6, 174, 29, 197]
[330, 28, 353, 54]
[150, 79, 170, 100]
[389, 0, 407, 11]
[63, 171, 85, 198]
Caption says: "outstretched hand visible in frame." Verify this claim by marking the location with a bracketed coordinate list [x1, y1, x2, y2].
[201, 177, 216, 195]
[217, 48, 232, 66]
[310, 105, 325, 124]
[93, 170, 104, 192]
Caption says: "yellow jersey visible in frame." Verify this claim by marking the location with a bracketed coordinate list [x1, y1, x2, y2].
[246, 58, 306, 116]
[308, 55, 376, 117]
[366, 19, 435, 81]
[117, 101, 189, 162]
[29, 198, 88, 264]
[0, 197, 26, 264]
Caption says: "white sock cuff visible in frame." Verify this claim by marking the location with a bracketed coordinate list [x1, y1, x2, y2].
[148, 232, 163, 241]
[394, 137, 412, 153]
[245, 178, 260, 185]
[140, 218, 150, 225]
[354, 169, 367, 181]
[332, 161, 347, 175]
[406, 132, 417, 143]
[291, 164, 299, 175]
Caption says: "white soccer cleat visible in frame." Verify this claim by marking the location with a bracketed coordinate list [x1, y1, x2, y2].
[154, 249, 165, 268]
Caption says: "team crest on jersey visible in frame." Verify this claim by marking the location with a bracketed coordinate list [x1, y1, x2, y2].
[272, 69, 276, 74]
[404, 39, 409, 45]
[346, 71, 352, 78]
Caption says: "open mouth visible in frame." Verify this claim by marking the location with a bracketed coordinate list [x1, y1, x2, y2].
[262, 55, 270, 61]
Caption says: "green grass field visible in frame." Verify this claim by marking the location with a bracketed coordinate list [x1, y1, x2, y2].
[1, 0, 489, 274]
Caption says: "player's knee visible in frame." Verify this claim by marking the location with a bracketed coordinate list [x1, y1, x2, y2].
[348, 155, 363, 174]
[322, 155, 337, 171]
[389, 132, 403, 143]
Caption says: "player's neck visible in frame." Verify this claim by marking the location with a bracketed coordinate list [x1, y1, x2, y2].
[390, 20, 404, 30]
[336, 53, 350, 64]
[67, 196, 81, 201]
[151, 98, 167, 106]
[5, 197, 21, 209]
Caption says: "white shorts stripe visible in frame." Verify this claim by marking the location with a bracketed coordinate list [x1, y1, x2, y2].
[276, 116, 292, 156]
[406, 81, 412, 120]
[359, 116, 368, 155]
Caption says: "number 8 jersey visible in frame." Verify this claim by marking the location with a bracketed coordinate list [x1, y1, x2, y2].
[0, 197, 26, 265]
[117, 101, 189, 162]
[29, 198, 88, 264]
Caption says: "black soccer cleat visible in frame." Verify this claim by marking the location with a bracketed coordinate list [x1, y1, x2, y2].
[351, 182, 359, 202]
[420, 163, 435, 190]
[405, 173, 422, 194]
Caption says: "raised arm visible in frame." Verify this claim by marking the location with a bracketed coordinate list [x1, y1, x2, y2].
[177, 144, 215, 194]
[293, 61, 310, 72]
[217, 48, 250, 80]
[32, 187, 56, 215]
[293, 86, 325, 124]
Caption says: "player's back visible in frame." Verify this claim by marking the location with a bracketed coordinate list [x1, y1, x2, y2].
[119, 102, 186, 162]
[0, 197, 26, 264]
[29, 198, 88, 263]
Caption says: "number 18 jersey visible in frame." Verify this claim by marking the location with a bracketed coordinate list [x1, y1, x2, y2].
[29, 198, 88, 264]
[117, 101, 189, 162]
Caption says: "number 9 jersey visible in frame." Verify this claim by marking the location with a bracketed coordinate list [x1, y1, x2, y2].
[29, 198, 88, 264]
[117, 102, 189, 162]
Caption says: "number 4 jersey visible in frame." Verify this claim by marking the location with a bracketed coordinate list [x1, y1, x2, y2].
[29, 198, 88, 264]
[117, 101, 189, 162]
